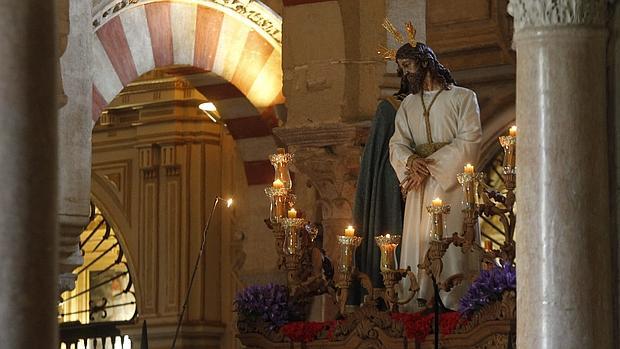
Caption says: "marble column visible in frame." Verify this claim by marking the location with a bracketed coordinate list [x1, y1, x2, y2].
[508, 1, 612, 348]
[0, 0, 58, 348]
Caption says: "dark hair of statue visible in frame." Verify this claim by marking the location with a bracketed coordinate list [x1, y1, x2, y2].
[394, 42, 456, 97]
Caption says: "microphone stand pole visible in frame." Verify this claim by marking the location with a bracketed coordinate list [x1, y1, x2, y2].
[170, 196, 223, 349]
[431, 274, 445, 349]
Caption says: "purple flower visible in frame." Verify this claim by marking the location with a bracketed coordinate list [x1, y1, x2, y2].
[459, 263, 516, 317]
[234, 283, 290, 329]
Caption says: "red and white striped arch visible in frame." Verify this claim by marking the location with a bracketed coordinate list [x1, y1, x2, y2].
[92, 0, 283, 184]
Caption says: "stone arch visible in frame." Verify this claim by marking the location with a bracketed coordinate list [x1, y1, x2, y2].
[92, 0, 284, 184]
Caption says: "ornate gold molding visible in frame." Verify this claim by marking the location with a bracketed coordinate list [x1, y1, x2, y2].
[508, 0, 607, 31]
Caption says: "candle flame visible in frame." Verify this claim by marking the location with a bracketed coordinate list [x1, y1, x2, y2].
[464, 163, 475, 174]
[226, 198, 233, 208]
[288, 207, 297, 218]
[385, 233, 391, 238]
[509, 125, 517, 137]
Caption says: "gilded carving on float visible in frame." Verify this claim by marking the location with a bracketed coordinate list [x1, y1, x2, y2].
[92, 0, 282, 48]
[238, 127, 519, 348]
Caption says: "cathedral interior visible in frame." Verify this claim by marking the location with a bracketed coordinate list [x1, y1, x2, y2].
[0, 0, 619, 348]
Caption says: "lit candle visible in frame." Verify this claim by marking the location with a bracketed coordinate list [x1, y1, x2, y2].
[428, 199, 447, 240]
[462, 164, 476, 205]
[274, 196, 286, 221]
[464, 163, 475, 175]
[375, 234, 401, 272]
[273, 179, 284, 189]
[380, 239, 397, 270]
[484, 240, 493, 252]
[344, 225, 355, 237]
[499, 130, 517, 172]
[509, 126, 517, 137]
[287, 207, 297, 218]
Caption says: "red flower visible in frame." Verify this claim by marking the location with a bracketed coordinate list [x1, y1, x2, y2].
[326, 320, 342, 340]
[280, 311, 464, 344]
[281, 321, 329, 342]
[437, 311, 461, 335]
[391, 310, 464, 343]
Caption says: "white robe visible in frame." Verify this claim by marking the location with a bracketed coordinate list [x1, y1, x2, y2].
[389, 85, 482, 310]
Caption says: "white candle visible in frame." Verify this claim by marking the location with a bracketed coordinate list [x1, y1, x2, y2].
[432, 197, 443, 207]
[344, 225, 355, 237]
[287, 208, 297, 218]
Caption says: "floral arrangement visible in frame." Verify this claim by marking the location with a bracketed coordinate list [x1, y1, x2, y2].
[280, 320, 341, 342]
[234, 283, 290, 329]
[459, 262, 516, 318]
[236, 262, 515, 343]
[391, 310, 461, 343]
[280, 312, 461, 344]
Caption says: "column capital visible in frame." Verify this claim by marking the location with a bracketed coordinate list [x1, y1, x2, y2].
[508, 0, 607, 31]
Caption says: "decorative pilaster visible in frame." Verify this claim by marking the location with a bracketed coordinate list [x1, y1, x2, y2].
[509, 0, 612, 348]
[160, 144, 180, 176]
[138, 145, 160, 179]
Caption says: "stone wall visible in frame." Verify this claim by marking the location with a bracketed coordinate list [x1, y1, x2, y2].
[282, 0, 401, 127]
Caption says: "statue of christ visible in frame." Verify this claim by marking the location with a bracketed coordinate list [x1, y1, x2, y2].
[389, 42, 481, 310]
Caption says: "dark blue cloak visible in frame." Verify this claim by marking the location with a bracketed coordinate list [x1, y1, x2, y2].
[352, 97, 404, 301]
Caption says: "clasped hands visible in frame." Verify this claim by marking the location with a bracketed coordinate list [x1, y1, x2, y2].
[400, 155, 435, 196]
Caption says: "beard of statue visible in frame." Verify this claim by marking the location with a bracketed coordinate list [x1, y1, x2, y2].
[395, 66, 424, 99]
[404, 68, 428, 96]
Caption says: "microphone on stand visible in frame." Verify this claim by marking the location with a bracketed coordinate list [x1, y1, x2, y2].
[170, 196, 233, 349]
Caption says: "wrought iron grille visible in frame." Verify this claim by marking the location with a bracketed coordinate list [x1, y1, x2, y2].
[59, 203, 137, 349]
[480, 148, 510, 248]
